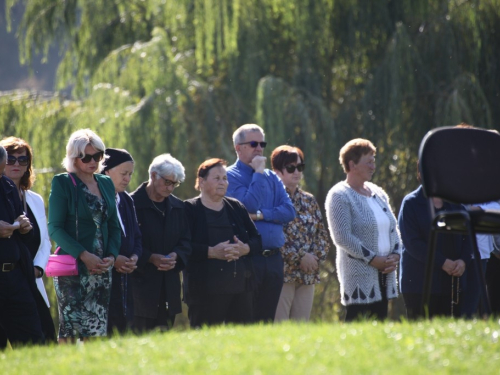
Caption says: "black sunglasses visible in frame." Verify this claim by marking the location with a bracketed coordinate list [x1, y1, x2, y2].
[7, 155, 29, 166]
[284, 163, 305, 173]
[239, 141, 268, 148]
[80, 151, 104, 163]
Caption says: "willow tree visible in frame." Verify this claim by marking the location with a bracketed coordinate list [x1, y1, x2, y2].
[3, 0, 500, 320]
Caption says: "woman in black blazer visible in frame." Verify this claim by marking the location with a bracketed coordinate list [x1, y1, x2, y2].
[184, 158, 262, 327]
[101, 148, 143, 334]
[130, 153, 191, 332]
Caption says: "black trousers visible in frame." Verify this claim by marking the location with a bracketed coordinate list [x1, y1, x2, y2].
[486, 255, 500, 315]
[188, 292, 253, 328]
[133, 284, 174, 333]
[345, 273, 388, 322]
[34, 288, 56, 344]
[108, 272, 134, 335]
[0, 268, 44, 348]
[252, 252, 284, 323]
[403, 293, 454, 320]
[0, 284, 55, 347]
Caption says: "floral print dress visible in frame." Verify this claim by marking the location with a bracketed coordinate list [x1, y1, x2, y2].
[281, 188, 331, 285]
[54, 185, 112, 338]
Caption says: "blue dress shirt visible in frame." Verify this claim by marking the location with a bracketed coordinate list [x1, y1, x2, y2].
[226, 159, 295, 249]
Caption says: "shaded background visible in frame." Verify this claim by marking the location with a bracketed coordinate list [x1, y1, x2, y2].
[2, 0, 500, 325]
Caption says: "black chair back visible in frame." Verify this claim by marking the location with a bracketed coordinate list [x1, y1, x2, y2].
[419, 126, 500, 204]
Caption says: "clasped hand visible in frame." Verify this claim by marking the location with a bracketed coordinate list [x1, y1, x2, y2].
[370, 254, 400, 274]
[80, 251, 114, 275]
[149, 252, 177, 271]
[209, 236, 249, 262]
[442, 259, 466, 277]
[299, 252, 319, 273]
[0, 215, 32, 238]
[114, 255, 138, 274]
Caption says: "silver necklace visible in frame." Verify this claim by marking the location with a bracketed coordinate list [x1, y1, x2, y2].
[151, 199, 165, 216]
[147, 186, 166, 216]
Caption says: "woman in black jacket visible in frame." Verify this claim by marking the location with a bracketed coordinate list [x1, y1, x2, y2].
[0, 145, 43, 348]
[184, 158, 261, 327]
[101, 148, 143, 334]
[130, 153, 191, 332]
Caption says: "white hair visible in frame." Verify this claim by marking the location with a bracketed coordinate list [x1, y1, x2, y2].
[62, 129, 106, 173]
[148, 153, 185, 182]
[0, 145, 6, 164]
[232, 124, 265, 146]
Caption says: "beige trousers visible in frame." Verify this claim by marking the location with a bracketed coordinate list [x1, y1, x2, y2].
[274, 282, 315, 322]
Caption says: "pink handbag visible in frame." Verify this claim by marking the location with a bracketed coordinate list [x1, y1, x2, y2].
[46, 173, 79, 277]
[45, 247, 78, 277]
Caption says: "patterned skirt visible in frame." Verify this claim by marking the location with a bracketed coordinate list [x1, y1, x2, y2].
[54, 262, 112, 338]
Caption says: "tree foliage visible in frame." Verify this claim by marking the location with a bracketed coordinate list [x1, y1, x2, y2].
[3, 0, 500, 320]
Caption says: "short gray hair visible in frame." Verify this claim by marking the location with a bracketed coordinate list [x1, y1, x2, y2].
[0, 145, 6, 164]
[62, 129, 106, 173]
[148, 153, 185, 182]
[232, 124, 265, 146]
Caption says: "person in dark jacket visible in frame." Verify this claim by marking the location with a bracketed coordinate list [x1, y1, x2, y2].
[398, 181, 471, 319]
[184, 158, 262, 327]
[1, 137, 56, 344]
[101, 148, 143, 334]
[131, 153, 191, 332]
[0, 145, 44, 348]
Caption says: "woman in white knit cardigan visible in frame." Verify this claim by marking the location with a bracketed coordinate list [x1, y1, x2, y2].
[325, 139, 402, 321]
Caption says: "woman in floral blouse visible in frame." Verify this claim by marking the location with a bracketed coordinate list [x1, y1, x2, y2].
[271, 145, 330, 321]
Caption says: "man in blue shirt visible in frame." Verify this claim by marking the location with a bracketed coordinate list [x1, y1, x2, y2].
[226, 124, 295, 322]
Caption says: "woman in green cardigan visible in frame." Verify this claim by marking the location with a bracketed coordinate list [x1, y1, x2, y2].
[48, 129, 121, 343]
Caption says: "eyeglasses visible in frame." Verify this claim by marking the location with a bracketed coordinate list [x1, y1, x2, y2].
[159, 175, 181, 188]
[80, 151, 104, 163]
[7, 155, 29, 166]
[284, 163, 305, 173]
[238, 141, 268, 148]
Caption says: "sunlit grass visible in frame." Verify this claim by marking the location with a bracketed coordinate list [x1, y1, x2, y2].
[2, 319, 500, 374]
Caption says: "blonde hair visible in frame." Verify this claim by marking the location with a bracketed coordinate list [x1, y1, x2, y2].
[62, 129, 106, 173]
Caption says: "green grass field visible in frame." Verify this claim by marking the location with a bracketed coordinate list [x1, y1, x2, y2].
[2, 319, 499, 374]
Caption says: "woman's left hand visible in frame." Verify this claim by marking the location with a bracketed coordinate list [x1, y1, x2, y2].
[15, 215, 32, 234]
[300, 253, 319, 273]
[229, 235, 250, 260]
[370, 255, 399, 274]
[382, 254, 399, 274]
[93, 256, 114, 274]
[115, 255, 138, 274]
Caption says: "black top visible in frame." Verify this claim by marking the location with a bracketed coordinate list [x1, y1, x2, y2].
[130, 182, 192, 318]
[24, 204, 41, 260]
[204, 205, 245, 294]
[183, 196, 262, 304]
[0, 177, 22, 263]
[0, 176, 37, 297]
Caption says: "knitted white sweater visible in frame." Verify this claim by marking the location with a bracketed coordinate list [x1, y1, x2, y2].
[325, 181, 402, 306]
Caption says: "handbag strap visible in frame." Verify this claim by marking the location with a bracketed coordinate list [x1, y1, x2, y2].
[68, 173, 79, 241]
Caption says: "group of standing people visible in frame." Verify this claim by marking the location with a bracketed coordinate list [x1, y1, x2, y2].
[1, 122, 493, 348]
[0, 124, 331, 347]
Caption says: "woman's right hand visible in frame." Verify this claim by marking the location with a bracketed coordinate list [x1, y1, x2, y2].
[370, 255, 398, 274]
[79, 251, 106, 274]
[0, 220, 16, 238]
[208, 240, 231, 260]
